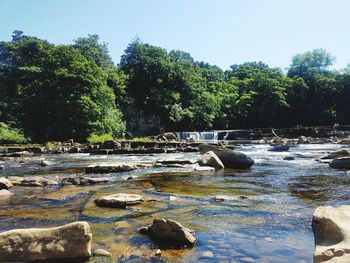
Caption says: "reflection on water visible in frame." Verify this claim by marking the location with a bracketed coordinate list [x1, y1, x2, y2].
[0, 144, 349, 262]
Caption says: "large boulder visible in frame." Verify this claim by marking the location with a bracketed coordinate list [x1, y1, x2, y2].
[95, 193, 144, 208]
[201, 151, 224, 170]
[0, 177, 13, 190]
[329, 157, 350, 170]
[139, 218, 196, 248]
[0, 221, 92, 262]
[313, 205, 350, 262]
[198, 144, 254, 169]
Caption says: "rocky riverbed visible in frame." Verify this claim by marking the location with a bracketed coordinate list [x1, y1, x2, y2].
[0, 143, 350, 262]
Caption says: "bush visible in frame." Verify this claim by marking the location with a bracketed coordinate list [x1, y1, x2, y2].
[0, 123, 28, 144]
[87, 133, 114, 144]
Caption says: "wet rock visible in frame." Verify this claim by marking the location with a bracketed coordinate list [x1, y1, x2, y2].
[318, 149, 350, 161]
[0, 221, 92, 262]
[283, 156, 295, 161]
[268, 145, 290, 152]
[95, 193, 144, 208]
[138, 218, 196, 248]
[93, 249, 112, 257]
[86, 164, 137, 173]
[201, 151, 224, 170]
[62, 176, 110, 186]
[214, 195, 248, 202]
[158, 159, 197, 165]
[0, 165, 4, 170]
[329, 157, 350, 170]
[312, 205, 350, 262]
[0, 177, 13, 190]
[198, 144, 254, 169]
[155, 249, 161, 257]
[8, 176, 58, 187]
[40, 160, 50, 166]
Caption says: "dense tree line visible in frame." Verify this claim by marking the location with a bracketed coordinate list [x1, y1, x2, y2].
[0, 32, 349, 142]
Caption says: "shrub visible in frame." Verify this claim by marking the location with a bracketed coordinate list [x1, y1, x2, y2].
[87, 133, 114, 144]
[0, 123, 28, 144]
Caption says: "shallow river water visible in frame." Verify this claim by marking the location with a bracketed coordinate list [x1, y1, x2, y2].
[0, 144, 349, 263]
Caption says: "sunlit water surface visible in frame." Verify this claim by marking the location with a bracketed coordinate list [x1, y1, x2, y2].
[0, 144, 349, 263]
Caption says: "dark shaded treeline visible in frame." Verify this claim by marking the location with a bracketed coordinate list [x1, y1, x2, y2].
[0, 31, 349, 142]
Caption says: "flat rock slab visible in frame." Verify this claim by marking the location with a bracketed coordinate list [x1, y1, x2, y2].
[95, 193, 144, 208]
[86, 164, 137, 173]
[139, 218, 196, 248]
[0, 221, 92, 262]
[7, 176, 58, 187]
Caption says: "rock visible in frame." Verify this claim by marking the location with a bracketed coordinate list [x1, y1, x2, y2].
[0, 165, 4, 170]
[318, 149, 350, 161]
[158, 159, 197, 165]
[62, 176, 110, 186]
[194, 164, 215, 172]
[214, 195, 248, 202]
[201, 151, 224, 170]
[40, 160, 50, 166]
[93, 249, 112, 257]
[329, 157, 350, 170]
[198, 144, 254, 169]
[297, 136, 311, 144]
[0, 177, 13, 190]
[139, 218, 196, 248]
[283, 156, 295, 161]
[102, 140, 121, 149]
[95, 193, 144, 208]
[0, 189, 13, 199]
[86, 164, 137, 173]
[0, 221, 92, 262]
[8, 176, 58, 187]
[201, 251, 214, 259]
[268, 145, 290, 152]
[155, 249, 161, 257]
[312, 205, 350, 262]
[4, 151, 33, 158]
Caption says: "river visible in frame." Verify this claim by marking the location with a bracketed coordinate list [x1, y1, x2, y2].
[0, 143, 348, 262]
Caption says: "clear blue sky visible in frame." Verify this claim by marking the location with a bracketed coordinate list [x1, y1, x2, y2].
[1, 0, 349, 70]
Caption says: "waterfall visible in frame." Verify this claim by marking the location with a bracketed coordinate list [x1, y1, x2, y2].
[176, 130, 250, 142]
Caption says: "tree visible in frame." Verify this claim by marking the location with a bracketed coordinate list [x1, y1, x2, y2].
[288, 49, 335, 77]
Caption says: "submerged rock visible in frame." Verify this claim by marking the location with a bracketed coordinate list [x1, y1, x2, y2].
[139, 218, 196, 248]
[0, 221, 92, 262]
[313, 205, 350, 262]
[201, 151, 224, 170]
[40, 160, 50, 166]
[86, 164, 137, 173]
[0, 177, 13, 190]
[198, 144, 254, 169]
[62, 176, 110, 186]
[95, 193, 144, 208]
[268, 145, 290, 152]
[283, 156, 295, 161]
[329, 157, 350, 170]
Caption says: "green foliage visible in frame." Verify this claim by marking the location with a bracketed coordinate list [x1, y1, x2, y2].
[1, 31, 349, 143]
[0, 122, 28, 144]
[87, 133, 114, 144]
